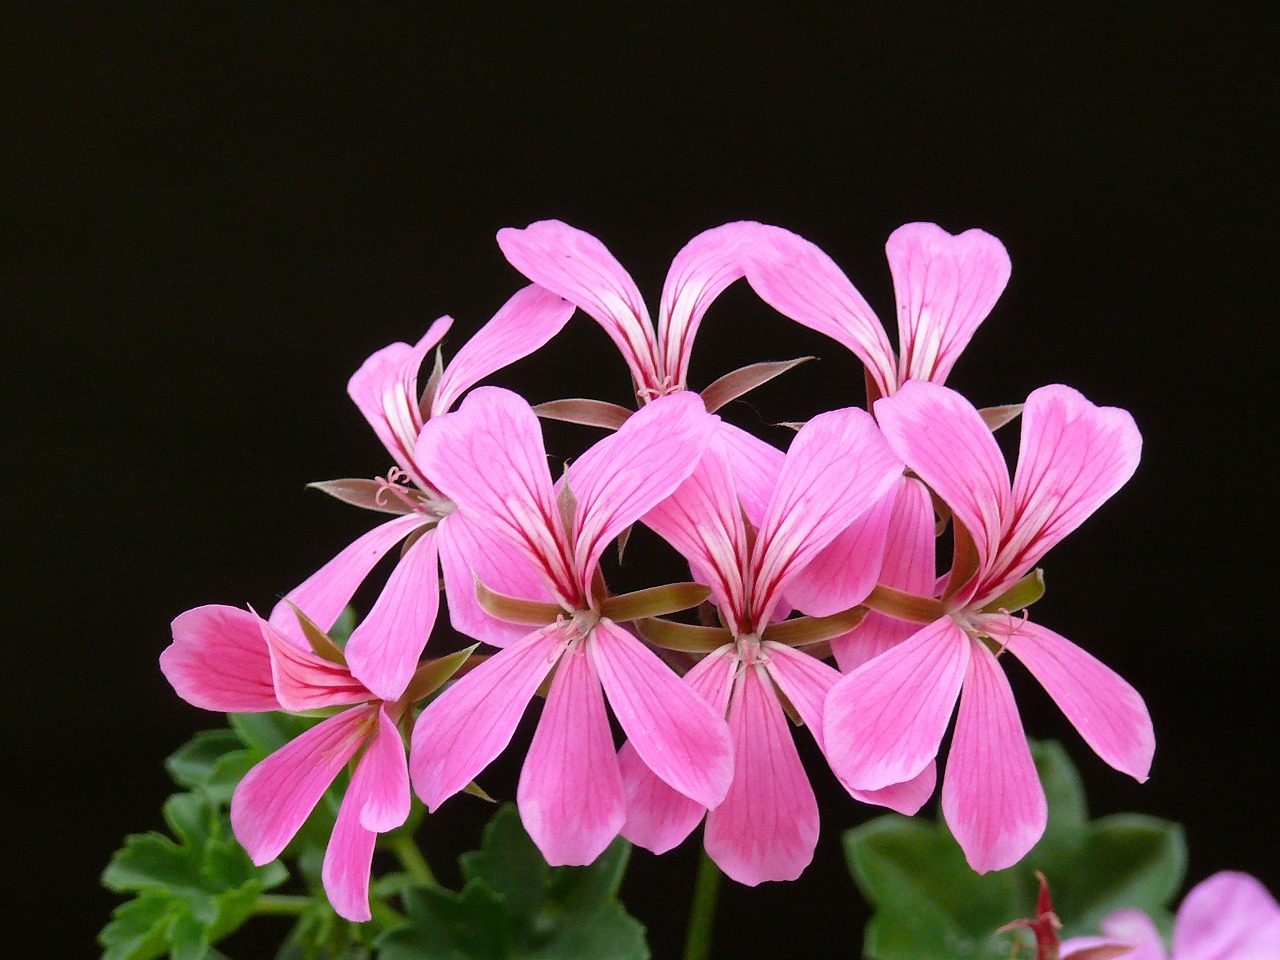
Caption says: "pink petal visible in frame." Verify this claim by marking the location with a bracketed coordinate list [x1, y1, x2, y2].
[825, 617, 970, 791]
[415, 387, 576, 603]
[1083, 909, 1167, 960]
[986, 385, 1142, 600]
[849, 761, 938, 816]
[995, 617, 1154, 782]
[783, 485, 895, 618]
[347, 316, 452, 490]
[656, 222, 753, 389]
[436, 509, 557, 648]
[705, 664, 819, 885]
[751, 407, 902, 625]
[886, 222, 1011, 385]
[268, 513, 425, 645]
[942, 639, 1046, 873]
[715, 421, 784, 531]
[429, 284, 575, 417]
[497, 220, 663, 394]
[344, 527, 441, 701]
[619, 649, 735, 853]
[161, 605, 280, 712]
[761, 641, 840, 752]
[260, 615, 371, 713]
[231, 705, 375, 864]
[517, 646, 626, 865]
[410, 624, 564, 809]
[1174, 871, 1280, 960]
[642, 432, 750, 633]
[357, 706, 412, 832]
[874, 381, 1009, 596]
[568, 391, 717, 584]
[740, 223, 898, 398]
[590, 618, 733, 808]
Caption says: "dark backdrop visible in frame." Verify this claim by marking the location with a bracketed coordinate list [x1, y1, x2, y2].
[5, 6, 1275, 957]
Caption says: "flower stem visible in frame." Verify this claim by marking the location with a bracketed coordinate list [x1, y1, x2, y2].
[682, 849, 721, 960]
[252, 894, 312, 917]
[388, 832, 437, 886]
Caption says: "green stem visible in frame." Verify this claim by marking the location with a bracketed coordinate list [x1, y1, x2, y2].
[388, 832, 437, 886]
[682, 849, 721, 960]
[252, 894, 312, 917]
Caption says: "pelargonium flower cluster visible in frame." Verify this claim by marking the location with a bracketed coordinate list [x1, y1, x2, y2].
[161, 219, 1153, 920]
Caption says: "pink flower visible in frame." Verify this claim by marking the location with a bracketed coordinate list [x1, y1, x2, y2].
[161, 605, 415, 922]
[408, 387, 733, 865]
[825, 381, 1153, 873]
[620, 408, 928, 885]
[1061, 872, 1280, 960]
[272, 285, 574, 699]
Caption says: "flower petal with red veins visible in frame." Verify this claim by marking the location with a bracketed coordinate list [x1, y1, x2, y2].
[714, 422, 784, 531]
[849, 761, 938, 816]
[590, 619, 732, 809]
[825, 617, 970, 791]
[321, 779, 379, 923]
[357, 706, 411, 832]
[260, 616, 371, 713]
[517, 647, 625, 865]
[784, 486, 895, 618]
[942, 639, 1046, 873]
[705, 665, 819, 885]
[162, 605, 280, 712]
[1174, 871, 1280, 960]
[410, 625, 564, 810]
[761, 641, 840, 753]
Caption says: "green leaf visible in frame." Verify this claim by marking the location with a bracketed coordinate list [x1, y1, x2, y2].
[100, 893, 176, 960]
[846, 740, 1186, 960]
[166, 731, 245, 792]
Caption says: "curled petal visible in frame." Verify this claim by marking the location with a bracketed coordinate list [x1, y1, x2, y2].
[849, 761, 938, 816]
[260, 615, 370, 712]
[162, 605, 280, 712]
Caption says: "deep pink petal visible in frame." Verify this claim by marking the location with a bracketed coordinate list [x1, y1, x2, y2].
[410, 625, 564, 809]
[875, 381, 1009, 596]
[231, 706, 374, 864]
[517, 647, 626, 865]
[995, 617, 1154, 782]
[430, 285, 575, 417]
[415, 387, 576, 602]
[162, 605, 280, 712]
[568, 391, 717, 583]
[345, 527, 441, 701]
[705, 665, 819, 885]
[887, 222, 1011, 385]
[740, 223, 898, 398]
[714, 421, 784, 531]
[825, 617, 970, 790]
[1175, 871, 1280, 960]
[590, 619, 733, 808]
[497, 220, 662, 394]
[985, 385, 1142, 600]
[751, 406, 902, 625]
[784, 485, 895, 618]
[849, 761, 938, 816]
[761, 641, 840, 753]
[321, 779, 378, 922]
[260, 615, 371, 713]
[942, 639, 1046, 873]
[620, 648, 735, 853]
[656, 222, 753, 388]
[357, 706, 411, 832]
[268, 513, 425, 645]
[347, 316, 452, 490]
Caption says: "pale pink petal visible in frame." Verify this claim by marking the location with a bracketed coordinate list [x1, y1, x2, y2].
[344, 527, 440, 701]
[590, 619, 732, 808]
[357, 706, 411, 832]
[784, 485, 895, 618]
[642, 432, 749, 633]
[347, 316, 453, 490]
[268, 513, 425, 645]
[714, 421, 784, 531]
[162, 605, 280, 712]
[415, 387, 576, 602]
[568, 391, 717, 583]
[429, 285, 575, 417]
[517, 647, 626, 865]
[986, 385, 1142, 600]
[705, 665, 819, 885]
[231, 705, 375, 864]
[1083, 909, 1167, 960]
[260, 615, 371, 712]
[849, 761, 938, 816]
[620, 648, 735, 853]
[942, 639, 1046, 873]
[887, 222, 1011, 385]
[740, 224, 898, 398]
[875, 381, 1009, 595]
[751, 407, 902, 626]
[656, 222, 753, 388]
[761, 641, 840, 752]
[409, 625, 564, 809]
[1175, 871, 1280, 960]
[825, 617, 970, 791]
[321, 779, 378, 922]
[436, 510, 557, 648]
[497, 220, 663, 394]
[994, 617, 1154, 782]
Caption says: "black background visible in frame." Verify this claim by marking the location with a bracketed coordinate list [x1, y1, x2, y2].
[4, 6, 1276, 957]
